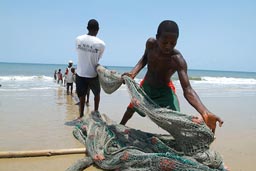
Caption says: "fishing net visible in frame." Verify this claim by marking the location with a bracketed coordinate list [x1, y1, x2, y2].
[96, 65, 123, 94]
[67, 65, 227, 171]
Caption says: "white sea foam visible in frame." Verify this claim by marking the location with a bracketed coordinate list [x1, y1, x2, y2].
[0, 75, 53, 81]
[0, 75, 58, 92]
[0, 88, 29, 92]
[118, 77, 256, 93]
[125, 77, 256, 85]
[197, 77, 256, 85]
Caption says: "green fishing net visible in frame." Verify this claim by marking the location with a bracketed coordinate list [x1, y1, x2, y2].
[66, 65, 227, 171]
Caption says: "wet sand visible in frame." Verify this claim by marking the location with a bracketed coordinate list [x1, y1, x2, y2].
[0, 86, 256, 171]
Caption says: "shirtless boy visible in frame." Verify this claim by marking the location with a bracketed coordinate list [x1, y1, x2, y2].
[120, 20, 223, 133]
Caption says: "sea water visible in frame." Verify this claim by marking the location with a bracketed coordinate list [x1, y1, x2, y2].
[0, 62, 256, 97]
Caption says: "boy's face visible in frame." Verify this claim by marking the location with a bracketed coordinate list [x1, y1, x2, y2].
[157, 32, 178, 54]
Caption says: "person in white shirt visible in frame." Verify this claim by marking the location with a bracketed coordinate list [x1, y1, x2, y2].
[65, 60, 74, 95]
[75, 19, 105, 118]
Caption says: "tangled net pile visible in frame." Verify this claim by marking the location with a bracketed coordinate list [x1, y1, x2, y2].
[66, 65, 227, 171]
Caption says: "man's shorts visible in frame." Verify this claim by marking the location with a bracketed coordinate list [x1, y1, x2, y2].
[67, 82, 73, 87]
[76, 74, 100, 98]
[128, 79, 180, 116]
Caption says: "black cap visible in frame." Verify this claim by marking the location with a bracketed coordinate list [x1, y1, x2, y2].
[87, 19, 99, 31]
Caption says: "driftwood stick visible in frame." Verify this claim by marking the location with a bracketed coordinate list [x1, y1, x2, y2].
[0, 148, 86, 158]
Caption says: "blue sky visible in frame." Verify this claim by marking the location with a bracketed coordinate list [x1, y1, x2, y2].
[0, 0, 255, 72]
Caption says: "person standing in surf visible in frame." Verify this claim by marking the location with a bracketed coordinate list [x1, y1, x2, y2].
[65, 60, 74, 95]
[57, 69, 63, 85]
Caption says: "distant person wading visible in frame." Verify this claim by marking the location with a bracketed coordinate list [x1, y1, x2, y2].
[65, 60, 74, 95]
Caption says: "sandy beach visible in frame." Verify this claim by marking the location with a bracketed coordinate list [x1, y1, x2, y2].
[0, 82, 256, 171]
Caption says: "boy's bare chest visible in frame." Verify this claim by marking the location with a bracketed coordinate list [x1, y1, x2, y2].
[147, 52, 175, 68]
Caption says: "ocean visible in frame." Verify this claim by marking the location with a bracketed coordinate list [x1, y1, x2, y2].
[0, 62, 256, 171]
[0, 62, 255, 97]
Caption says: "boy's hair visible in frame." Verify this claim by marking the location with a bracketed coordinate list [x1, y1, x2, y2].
[87, 19, 99, 31]
[157, 20, 179, 37]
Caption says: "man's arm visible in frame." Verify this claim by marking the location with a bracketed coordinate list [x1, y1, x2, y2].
[176, 55, 223, 133]
[98, 42, 106, 59]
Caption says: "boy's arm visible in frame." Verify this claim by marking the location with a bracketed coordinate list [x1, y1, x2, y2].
[128, 51, 147, 79]
[176, 54, 223, 133]
[123, 38, 154, 79]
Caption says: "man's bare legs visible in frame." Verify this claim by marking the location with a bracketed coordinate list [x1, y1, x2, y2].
[120, 107, 135, 125]
[86, 89, 90, 106]
[94, 94, 100, 112]
[79, 94, 100, 118]
[79, 95, 86, 118]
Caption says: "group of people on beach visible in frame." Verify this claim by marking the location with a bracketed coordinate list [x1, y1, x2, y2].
[54, 69, 64, 85]
[54, 60, 76, 95]
[54, 60, 90, 104]
[74, 19, 223, 134]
